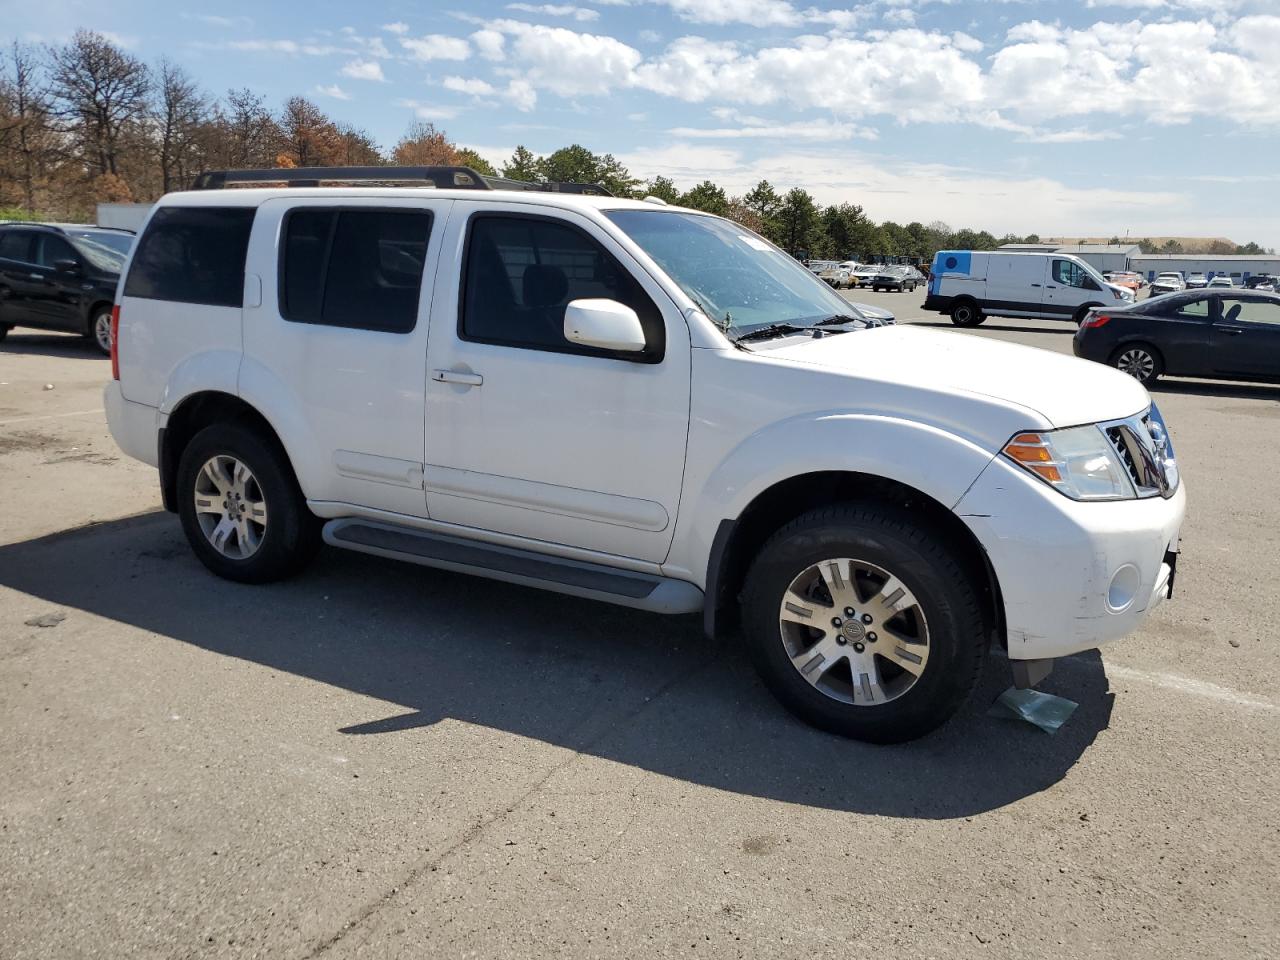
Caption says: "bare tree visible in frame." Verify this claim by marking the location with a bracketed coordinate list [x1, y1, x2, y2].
[219, 88, 281, 169]
[0, 42, 55, 211]
[154, 59, 208, 192]
[278, 96, 340, 167]
[48, 30, 150, 179]
[334, 123, 383, 166]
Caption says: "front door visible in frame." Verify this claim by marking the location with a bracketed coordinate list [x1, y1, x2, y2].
[1044, 258, 1099, 320]
[1212, 296, 1280, 379]
[30, 233, 86, 331]
[423, 203, 691, 564]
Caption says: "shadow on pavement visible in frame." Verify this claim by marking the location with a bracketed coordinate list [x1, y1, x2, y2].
[908, 320, 1077, 336]
[1151, 378, 1280, 402]
[0, 512, 1115, 819]
[0, 329, 105, 361]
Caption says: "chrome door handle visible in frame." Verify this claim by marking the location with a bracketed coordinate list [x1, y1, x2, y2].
[1221, 328, 1245, 336]
[28, 272, 44, 280]
[1030, 283, 1041, 287]
[432, 369, 483, 386]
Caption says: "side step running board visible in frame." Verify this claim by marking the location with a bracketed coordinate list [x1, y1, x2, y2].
[323, 519, 703, 615]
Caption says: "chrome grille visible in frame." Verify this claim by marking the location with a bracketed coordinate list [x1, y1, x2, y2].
[1102, 409, 1178, 499]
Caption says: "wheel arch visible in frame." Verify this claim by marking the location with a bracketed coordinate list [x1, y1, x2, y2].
[703, 470, 1005, 651]
[159, 392, 292, 513]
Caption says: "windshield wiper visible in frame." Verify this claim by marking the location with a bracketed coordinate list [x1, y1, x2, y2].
[812, 314, 863, 327]
[731, 322, 811, 344]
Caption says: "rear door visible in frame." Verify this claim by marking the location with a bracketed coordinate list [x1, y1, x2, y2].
[241, 196, 452, 517]
[1212, 296, 1280, 379]
[984, 255, 1042, 316]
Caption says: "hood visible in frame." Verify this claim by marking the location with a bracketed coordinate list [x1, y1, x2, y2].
[850, 301, 894, 321]
[764, 324, 1150, 428]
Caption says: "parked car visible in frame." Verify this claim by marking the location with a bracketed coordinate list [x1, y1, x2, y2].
[1244, 275, 1276, 291]
[871, 265, 922, 292]
[1207, 276, 1234, 289]
[924, 250, 1136, 326]
[1074, 290, 1280, 385]
[104, 165, 1184, 743]
[818, 263, 852, 288]
[806, 259, 839, 277]
[1185, 273, 1207, 289]
[1149, 273, 1186, 296]
[1104, 271, 1143, 295]
[0, 222, 132, 354]
[849, 264, 881, 288]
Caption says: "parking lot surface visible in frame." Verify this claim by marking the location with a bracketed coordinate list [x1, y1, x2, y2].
[2, 295, 1277, 959]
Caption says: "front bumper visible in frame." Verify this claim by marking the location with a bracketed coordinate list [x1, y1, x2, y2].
[956, 454, 1185, 661]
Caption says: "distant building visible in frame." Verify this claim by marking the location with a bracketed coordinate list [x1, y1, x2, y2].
[998, 241, 1279, 281]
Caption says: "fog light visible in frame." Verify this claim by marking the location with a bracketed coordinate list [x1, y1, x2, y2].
[1107, 564, 1141, 613]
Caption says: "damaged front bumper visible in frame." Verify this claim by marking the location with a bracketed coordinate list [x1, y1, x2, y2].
[956, 454, 1185, 664]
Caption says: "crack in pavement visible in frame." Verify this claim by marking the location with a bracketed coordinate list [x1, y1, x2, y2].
[299, 651, 720, 959]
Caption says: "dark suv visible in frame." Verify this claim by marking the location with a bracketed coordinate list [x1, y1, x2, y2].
[0, 222, 133, 354]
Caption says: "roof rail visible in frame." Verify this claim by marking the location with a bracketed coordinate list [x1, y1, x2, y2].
[189, 166, 614, 197]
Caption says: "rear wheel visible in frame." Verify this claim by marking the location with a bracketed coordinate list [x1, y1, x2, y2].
[1111, 343, 1162, 386]
[87, 306, 112, 356]
[176, 423, 322, 583]
[1073, 303, 1103, 326]
[0, 323, 9, 342]
[740, 504, 987, 743]
[950, 300, 984, 327]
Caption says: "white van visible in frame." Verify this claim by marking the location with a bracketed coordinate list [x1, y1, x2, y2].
[924, 250, 1135, 326]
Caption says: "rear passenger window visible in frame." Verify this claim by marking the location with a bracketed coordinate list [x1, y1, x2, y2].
[280, 209, 431, 333]
[460, 214, 663, 362]
[0, 231, 32, 261]
[124, 207, 254, 307]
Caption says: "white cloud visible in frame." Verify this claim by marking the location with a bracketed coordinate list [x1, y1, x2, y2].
[382, 22, 409, 35]
[315, 83, 351, 100]
[443, 76, 499, 96]
[660, 0, 800, 27]
[507, 78, 538, 111]
[489, 20, 642, 96]
[505, 3, 601, 21]
[395, 98, 461, 120]
[471, 29, 507, 60]
[668, 118, 878, 141]
[341, 58, 386, 81]
[401, 34, 471, 61]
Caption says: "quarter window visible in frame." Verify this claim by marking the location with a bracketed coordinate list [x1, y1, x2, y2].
[460, 214, 663, 362]
[124, 207, 255, 307]
[280, 208, 431, 333]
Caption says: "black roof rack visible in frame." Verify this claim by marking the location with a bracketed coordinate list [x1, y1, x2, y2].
[189, 166, 613, 197]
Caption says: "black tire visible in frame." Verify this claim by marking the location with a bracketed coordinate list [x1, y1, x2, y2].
[740, 503, 986, 743]
[0, 323, 9, 342]
[1109, 342, 1163, 386]
[86, 305, 112, 356]
[950, 300, 984, 327]
[176, 423, 322, 583]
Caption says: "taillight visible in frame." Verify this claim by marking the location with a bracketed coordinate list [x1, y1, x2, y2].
[110, 305, 120, 380]
[1082, 313, 1111, 329]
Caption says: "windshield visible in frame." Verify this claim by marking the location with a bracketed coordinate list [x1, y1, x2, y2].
[70, 237, 127, 272]
[66, 229, 132, 256]
[606, 210, 858, 337]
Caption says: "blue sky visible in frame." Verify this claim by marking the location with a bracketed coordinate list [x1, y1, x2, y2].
[11, 1, 1280, 245]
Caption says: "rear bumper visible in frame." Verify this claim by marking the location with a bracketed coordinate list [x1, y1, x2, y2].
[104, 381, 158, 468]
[922, 293, 952, 313]
[956, 455, 1185, 661]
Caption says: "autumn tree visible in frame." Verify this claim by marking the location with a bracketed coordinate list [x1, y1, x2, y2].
[278, 96, 342, 167]
[48, 30, 150, 179]
[333, 124, 383, 165]
[391, 120, 459, 166]
[0, 41, 55, 212]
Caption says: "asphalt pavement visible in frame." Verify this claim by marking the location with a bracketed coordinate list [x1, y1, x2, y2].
[1, 300, 1277, 960]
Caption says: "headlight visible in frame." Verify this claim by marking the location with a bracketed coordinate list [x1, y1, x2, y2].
[1003, 426, 1136, 501]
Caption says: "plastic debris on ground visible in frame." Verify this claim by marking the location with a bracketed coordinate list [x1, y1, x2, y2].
[987, 686, 1078, 734]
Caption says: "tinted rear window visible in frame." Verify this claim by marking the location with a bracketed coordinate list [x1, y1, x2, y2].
[0, 230, 32, 261]
[124, 207, 255, 307]
[280, 208, 431, 333]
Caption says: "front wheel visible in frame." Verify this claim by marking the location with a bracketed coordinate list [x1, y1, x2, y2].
[740, 504, 987, 743]
[176, 423, 322, 583]
[0, 323, 10, 343]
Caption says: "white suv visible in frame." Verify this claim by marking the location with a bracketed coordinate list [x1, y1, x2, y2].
[105, 166, 1185, 742]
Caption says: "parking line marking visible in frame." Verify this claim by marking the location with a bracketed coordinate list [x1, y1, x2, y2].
[1104, 664, 1278, 713]
[0, 408, 104, 427]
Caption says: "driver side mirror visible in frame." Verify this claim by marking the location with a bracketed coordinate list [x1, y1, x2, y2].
[54, 258, 81, 276]
[564, 298, 646, 354]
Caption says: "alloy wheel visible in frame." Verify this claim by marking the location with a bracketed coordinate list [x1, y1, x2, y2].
[778, 557, 930, 705]
[93, 312, 112, 354]
[1116, 348, 1155, 382]
[193, 455, 268, 559]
